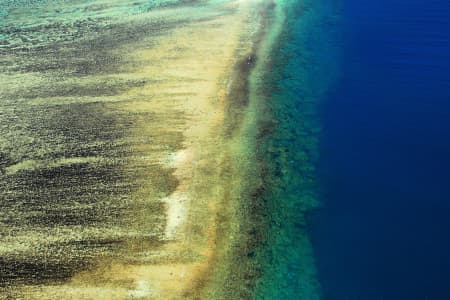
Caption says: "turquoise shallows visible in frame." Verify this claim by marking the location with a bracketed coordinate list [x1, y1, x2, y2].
[252, 0, 340, 299]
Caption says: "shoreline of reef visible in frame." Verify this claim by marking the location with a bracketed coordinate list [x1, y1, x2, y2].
[198, 1, 288, 298]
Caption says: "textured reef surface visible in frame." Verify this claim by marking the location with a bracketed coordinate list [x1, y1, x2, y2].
[0, 0, 334, 298]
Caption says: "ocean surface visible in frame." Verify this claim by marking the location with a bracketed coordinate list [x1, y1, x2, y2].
[310, 0, 450, 299]
[2, 0, 450, 298]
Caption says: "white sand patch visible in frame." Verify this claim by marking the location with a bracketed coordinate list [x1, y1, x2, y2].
[165, 149, 192, 168]
[161, 193, 188, 239]
[128, 280, 154, 298]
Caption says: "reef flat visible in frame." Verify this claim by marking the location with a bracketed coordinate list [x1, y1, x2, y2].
[0, 0, 293, 299]
[0, 0, 326, 300]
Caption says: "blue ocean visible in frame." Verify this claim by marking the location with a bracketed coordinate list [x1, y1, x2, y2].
[310, 0, 450, 299]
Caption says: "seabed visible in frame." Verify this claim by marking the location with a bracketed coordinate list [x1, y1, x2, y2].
[0, 0, 328, 299]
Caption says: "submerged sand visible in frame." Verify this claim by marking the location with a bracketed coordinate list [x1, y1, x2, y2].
[0, 0, 283, 299]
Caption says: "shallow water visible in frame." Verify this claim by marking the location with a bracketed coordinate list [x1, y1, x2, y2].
[6, 0, 449, 298]
[250, 0, 339, 298]
[0, 0, 261, 297]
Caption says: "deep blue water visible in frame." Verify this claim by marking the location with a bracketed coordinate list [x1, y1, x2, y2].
[312, 0, 450, 299]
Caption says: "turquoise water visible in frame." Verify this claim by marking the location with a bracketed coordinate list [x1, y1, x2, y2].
[252, 0, 339, 298]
